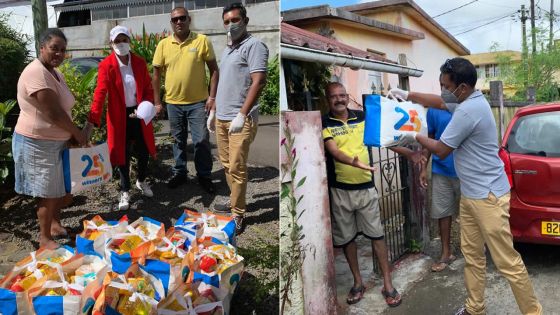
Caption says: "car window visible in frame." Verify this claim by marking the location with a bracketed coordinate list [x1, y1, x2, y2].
[507, 111, 560, 157]
[68, 58, 102, 74]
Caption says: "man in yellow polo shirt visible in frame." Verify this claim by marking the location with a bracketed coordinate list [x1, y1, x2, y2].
[322, 82, 402, 307]
[152, 6, 219, 192]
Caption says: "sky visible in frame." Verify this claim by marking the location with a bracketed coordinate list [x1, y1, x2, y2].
[281, 0, 559, 54]
[0, 0, 62, 56]
[2, 0, 557, 56]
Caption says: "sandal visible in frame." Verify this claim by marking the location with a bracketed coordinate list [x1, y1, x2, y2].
[346, 285, 366, 304]
[431, 254, 457, 272]
[381, 288, 402, 307]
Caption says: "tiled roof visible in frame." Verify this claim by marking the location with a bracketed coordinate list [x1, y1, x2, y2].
[281, 22, 397, 64]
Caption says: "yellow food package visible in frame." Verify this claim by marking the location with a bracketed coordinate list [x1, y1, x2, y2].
[44, 287, 66, 296]
[47, 256, 66, 264]
[128, 277, 155, 298]
[88, 230, 102, 240]
[115, 235, 143, 254]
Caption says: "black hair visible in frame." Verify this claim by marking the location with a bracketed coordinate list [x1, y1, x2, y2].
[440, 57, 477, 88]
[39, 28, 67, 47]
[325, 82, 345, 97]
[223, 2, 247, 19]
[171, 6, 188, 15]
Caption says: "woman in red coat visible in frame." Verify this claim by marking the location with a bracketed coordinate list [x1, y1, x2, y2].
[85, 25, 156, 211]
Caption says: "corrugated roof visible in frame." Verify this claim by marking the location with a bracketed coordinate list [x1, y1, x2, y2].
[53, 0, 167, 12]
[281, 22, 397, 64]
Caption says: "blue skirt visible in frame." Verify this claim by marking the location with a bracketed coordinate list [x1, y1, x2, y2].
[12, 132, 67, 198]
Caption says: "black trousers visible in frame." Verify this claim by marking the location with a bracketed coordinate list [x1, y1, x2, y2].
[118, 106, 149, 192]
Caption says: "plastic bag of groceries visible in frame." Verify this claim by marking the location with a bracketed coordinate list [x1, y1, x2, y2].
[176, 210, 235, 245]
[0, 246, 74, 315]
[92, 264, 165, 315]
[26, 254, 108, 315]
[139, 227, 196, 297]
[104, 232, 153, 275]
[105, 217, 165, 274]
[363, 94, 427, 147]
[76, 215, 129, 258]
[183, 241, 244, 314]
[157, 282, 224, 315]
[127, 217, 166, 242]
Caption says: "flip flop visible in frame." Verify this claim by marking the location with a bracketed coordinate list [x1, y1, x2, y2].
[346, 285, 366, 304]
[381, 287, 402, 307]
[431, 254, 457, 272]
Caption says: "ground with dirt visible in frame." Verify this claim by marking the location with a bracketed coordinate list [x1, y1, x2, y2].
[0, 135, 279, 314]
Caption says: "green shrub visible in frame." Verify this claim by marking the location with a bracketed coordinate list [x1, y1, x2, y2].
[0, 13, 31, 102]
[259, 55, 279, 115]
[130, 25, 168, 73]
[58, 63, 106, 142]
[0, 100, 16, 184]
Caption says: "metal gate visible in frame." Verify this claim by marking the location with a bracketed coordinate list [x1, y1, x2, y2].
[369, 147, 413, 271]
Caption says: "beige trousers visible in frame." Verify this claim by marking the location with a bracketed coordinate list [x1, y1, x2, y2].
[215, 117, 257, 216]
[460, 193, 542, 315]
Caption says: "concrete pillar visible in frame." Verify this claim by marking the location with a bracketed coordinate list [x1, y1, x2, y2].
[280, 111, 337, 315]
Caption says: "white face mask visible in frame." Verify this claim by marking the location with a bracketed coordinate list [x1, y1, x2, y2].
[112, 42, 130, 56]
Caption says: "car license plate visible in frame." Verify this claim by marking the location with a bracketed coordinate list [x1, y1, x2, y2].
[541, 221, 560, 236]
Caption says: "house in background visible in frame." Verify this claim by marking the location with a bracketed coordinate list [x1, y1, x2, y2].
[52, 0, 279, 59]
[281, 0, 470, 103]
[464, 50, 522, 98]
[280, 21, 423, 112]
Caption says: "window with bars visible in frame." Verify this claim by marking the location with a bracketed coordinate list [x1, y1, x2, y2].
[91, 0, 275, 21]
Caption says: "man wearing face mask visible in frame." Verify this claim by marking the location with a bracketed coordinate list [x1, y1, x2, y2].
[207, 2, 268, 232]
[389, 58, 541, 315]
[152, 7, 219, 193]
[86, 25, 156, 211]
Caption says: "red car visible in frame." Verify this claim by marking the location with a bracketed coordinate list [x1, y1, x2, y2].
[499, 103, 560, 245]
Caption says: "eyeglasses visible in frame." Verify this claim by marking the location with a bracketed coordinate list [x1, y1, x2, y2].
[171, 15, 187, 23]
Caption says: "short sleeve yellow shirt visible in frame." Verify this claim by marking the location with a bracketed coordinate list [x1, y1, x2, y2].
[153, 32, 215, 104]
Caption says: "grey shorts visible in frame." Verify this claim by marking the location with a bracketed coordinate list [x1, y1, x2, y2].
[431, 173, 461, 219]
[12, 132, 67, 198]
[329, 187, 384, 247]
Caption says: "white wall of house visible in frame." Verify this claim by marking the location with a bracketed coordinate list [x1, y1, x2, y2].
[296, 9, 466, 102]
[61, 1, 279, 60]
[330, 20, 461, 101]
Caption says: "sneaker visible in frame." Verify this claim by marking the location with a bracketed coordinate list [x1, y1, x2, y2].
[233, 215, 244, 233]
[213, 201, 231, 214]
[198, 176, 216, 194]
[167, 174, 187, 189]
[118, 192, 130, 211]
[136, 180, 153, 197]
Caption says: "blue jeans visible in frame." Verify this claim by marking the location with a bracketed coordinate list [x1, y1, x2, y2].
[167, 101, 212, 177]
